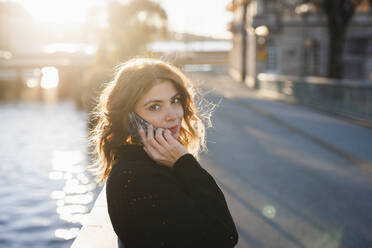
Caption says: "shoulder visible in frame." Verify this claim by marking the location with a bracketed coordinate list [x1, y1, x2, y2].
[109, 144, 155, 177]
[107, 156, 154, 189]
[106, 150, 175, 195]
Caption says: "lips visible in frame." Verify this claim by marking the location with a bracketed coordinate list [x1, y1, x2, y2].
[169, 125, 178, 135]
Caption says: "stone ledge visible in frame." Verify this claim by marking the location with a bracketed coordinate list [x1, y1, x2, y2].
[71, 186, 118, 248]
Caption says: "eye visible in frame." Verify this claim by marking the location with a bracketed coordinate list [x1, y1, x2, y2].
[148, 104, 160, 111]
[172, 96, 181, 104]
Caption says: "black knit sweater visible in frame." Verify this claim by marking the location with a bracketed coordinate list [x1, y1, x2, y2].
[106, 145, 239, 248]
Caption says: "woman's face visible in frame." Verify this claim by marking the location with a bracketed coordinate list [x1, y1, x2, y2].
[134, 80, 184, 139]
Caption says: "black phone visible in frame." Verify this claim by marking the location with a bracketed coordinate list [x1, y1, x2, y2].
[128, 112, 157, 143]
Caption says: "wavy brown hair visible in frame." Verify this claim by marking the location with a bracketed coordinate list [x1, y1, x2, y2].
[90, 58, 207, 183]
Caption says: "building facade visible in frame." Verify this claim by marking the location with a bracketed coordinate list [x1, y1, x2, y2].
[227, 0, 372, 87]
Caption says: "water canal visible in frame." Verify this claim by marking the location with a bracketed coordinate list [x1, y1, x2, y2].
[0, 99, 102, 248]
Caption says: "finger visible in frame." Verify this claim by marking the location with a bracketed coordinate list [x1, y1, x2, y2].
[138, 127, 146, 143]
[151, 128, 168, 154]
[142, 131, 158, 154]
[146, 126, 164, 152]
[155, 128, 169, 147]
[155, 127, 163, 139]
[143, 144, 155, 154]
[143, 144, 158, 159]
[147, 125, 154, 140]
[141, 126, 157, 154]
[163, 129, 176, 144]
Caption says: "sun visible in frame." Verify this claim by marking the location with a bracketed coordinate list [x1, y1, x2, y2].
[15, 0, 106, 26]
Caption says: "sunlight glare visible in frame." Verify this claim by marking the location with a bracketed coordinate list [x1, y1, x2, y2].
[26, 79, 39, 88]
[64, 179, 89, 194]
[57, 205, 88, 215]
[16, 0, 232, 39]
[64, 173, 73, 180]
[59, 213, 86, 224]
[77, 173, 89, 184]
[40, 67, 59, 89]
[52, 150, 84, 172]
[255, 25, 269, 37]
[55, 228, 80, 240]
[49, 171, 64, 180]
[44, 43, 97, 55]
[16, 0, 106, 25]
[50, 190, 66, 200]
[0, 50, 12, 59]
[57, 200, 65, 207]
[65, 192, 94, 205]
[138, 11, 147, 22]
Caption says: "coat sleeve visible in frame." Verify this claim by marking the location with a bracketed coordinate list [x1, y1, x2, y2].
[106, 154, 238, 248]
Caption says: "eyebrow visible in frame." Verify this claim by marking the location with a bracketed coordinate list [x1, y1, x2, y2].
[144, 93, 180, 107]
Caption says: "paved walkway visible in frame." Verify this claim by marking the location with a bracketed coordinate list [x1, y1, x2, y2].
[188, 71, 372, 170]
[188, 70, 372, 247]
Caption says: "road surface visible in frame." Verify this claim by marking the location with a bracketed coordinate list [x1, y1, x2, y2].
[191, 71, 372, 248]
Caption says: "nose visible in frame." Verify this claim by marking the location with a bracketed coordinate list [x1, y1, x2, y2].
[165, 106, 178, 122]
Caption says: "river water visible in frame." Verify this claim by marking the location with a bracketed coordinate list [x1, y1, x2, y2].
[0, 100, 102, 248]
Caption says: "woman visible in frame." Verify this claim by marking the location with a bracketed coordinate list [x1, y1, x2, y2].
[91, 58, 238, 247]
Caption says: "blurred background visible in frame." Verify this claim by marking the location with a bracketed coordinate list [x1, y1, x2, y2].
[0, 0, 232, 109]
[0, 0, 372, 247]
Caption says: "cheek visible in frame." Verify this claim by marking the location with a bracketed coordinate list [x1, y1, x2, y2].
[177, 105, 184, 119]
[137, 113, 161, 128]
[134, 106, 160, 127]
[148, 116, 163, 127]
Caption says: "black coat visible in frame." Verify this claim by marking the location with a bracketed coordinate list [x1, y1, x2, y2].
[106, 144, 239, 248]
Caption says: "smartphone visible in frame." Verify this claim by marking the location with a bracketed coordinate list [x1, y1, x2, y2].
[128, 112, 157, 143]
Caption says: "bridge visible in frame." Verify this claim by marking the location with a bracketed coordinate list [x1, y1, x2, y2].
[0, 52, 94, 100]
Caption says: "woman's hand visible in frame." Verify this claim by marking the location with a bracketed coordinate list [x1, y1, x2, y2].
[139, 125, 188, 168]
